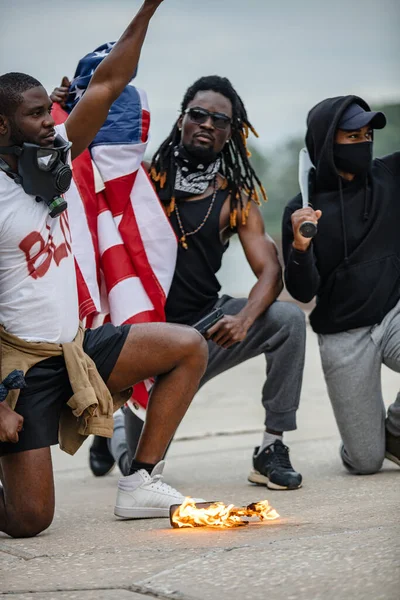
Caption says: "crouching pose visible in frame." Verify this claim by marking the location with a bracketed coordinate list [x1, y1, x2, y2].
[81, 76, 306, 490]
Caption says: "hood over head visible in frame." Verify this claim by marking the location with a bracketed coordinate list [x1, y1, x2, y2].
[305, 95, 372, 190]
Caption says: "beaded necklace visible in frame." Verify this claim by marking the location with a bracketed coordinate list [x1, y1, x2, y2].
[174, 178, 218, 250]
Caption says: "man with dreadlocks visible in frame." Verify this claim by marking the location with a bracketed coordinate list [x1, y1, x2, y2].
[146, 76, 306, 490]
[52, 74, 306, 489]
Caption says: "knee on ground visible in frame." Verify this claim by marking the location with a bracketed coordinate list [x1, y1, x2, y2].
[5, 502, 54, 538]
[345, 451, 385, 476]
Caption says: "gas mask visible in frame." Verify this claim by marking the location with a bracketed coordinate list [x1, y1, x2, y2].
[0, 134, 72, 217]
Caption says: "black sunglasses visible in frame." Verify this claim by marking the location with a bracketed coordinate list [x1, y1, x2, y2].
[184, 107, 232, 130]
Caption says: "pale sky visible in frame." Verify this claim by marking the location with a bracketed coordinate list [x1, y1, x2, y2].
[1, 0, 399, 155]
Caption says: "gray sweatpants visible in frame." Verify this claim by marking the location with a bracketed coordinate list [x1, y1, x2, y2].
[201, 296, 306, 431]
[110, 298, 306, 471]
[318, 301, 400, 475]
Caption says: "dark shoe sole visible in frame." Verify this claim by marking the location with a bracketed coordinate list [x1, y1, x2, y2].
[385, 451, 400, 467]
[248, 469, 302, 490]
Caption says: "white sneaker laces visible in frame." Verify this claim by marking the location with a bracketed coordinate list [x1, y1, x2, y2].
[150, 474, 182, 497]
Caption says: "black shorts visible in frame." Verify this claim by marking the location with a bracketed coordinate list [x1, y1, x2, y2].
[0, 324, 130, 456]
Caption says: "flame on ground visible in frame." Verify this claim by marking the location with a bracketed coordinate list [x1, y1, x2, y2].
[171, 498, 280, 529]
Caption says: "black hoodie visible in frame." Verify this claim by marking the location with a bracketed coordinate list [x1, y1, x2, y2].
[282, 95, 400, 334]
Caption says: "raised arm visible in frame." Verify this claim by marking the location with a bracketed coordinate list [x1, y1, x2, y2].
[65, 0, 164, 160]
[208, 203, 282, 349]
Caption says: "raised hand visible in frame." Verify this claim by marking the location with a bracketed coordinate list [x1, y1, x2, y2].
[64, 0, 166, 160]
[50, 76, 71, 108]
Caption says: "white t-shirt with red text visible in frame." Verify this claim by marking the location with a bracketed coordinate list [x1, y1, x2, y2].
[0, 124, 79, 343]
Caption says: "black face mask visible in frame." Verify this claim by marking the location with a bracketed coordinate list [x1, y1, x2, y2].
[333, 141, 373, 176]
[0, 134, 72, 217]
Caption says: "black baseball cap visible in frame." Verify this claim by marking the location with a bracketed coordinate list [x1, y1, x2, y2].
[338, 103, 386, 131]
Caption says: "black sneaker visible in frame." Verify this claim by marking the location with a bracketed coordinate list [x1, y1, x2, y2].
[385, 428, 400, 467]
[248, 440, 302, 490]
[89, 435, 116, 477]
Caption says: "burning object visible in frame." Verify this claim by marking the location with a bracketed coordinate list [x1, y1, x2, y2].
[170, 498, 279, 529]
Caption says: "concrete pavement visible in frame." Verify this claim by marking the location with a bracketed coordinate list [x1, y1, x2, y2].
[0, 326, 399, 600]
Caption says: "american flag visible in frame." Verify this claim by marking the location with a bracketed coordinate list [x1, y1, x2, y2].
[53, 43, 177, 411]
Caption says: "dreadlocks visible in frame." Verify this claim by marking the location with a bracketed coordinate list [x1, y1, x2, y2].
[150, 76, 267, 227]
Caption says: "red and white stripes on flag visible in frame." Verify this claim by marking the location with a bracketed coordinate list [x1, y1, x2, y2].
[53, 85, 177, 411]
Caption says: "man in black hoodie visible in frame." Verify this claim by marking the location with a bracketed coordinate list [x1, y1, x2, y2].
[282, 95, 400, 475]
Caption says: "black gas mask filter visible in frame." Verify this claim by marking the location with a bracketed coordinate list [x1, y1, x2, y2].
[0, 134, 72, 217]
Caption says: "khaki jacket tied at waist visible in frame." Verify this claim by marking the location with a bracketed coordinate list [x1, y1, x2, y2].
[0, 325, 127, 455]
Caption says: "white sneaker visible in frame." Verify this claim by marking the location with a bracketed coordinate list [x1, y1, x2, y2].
[114, 461, 203, 519]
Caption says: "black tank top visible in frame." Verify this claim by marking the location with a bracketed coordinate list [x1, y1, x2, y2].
[165, 189, 230, 325]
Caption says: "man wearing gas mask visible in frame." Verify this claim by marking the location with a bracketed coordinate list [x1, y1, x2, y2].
[0, 0, 209, 539]
[282, 96, 400, 475]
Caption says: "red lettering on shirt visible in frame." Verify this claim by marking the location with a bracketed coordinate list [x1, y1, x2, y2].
[19, 216, 72, 279]
[19, 231, 53, 279]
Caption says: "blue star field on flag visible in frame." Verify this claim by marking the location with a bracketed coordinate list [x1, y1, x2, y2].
[65, 42, 143, 148]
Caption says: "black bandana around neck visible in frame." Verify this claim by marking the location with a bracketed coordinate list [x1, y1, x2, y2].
[173, 145, 221, 198]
